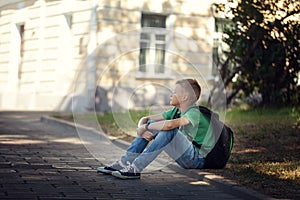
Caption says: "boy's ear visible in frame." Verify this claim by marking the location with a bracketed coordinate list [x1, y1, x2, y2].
[181, 94, 189, 102]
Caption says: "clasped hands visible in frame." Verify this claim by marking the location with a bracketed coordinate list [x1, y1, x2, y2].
[136, 117, 155, 141]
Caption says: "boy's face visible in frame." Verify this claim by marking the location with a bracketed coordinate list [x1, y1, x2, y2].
[170, 84, 186, 107]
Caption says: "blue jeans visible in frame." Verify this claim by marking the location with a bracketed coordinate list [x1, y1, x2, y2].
[120, 121, 205, 172]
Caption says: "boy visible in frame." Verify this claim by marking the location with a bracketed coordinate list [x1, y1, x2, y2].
[97, 79, 212, 179]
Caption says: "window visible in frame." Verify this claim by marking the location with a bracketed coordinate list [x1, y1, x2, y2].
[139, 14, 167, 77]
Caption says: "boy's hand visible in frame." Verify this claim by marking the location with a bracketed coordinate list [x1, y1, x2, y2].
[136, 126, 155, 141]
[141, 131, 155, 141]
[136, 126, 146, 137]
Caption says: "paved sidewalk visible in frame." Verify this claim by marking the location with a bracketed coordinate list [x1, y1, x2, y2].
[0, 111, 272, 200]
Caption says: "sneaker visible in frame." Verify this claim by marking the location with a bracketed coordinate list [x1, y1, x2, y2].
[97, 161, 126, 174]
[111, 164, 141, 179]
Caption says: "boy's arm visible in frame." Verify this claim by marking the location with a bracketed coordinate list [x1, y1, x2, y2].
[138, 114, 164, 127]
[142, 118, 190, 131]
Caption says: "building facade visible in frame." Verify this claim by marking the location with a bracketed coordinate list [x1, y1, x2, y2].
[0, 0, 223, 111]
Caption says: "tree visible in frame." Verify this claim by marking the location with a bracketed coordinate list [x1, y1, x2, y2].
[211, 0, 300, 107]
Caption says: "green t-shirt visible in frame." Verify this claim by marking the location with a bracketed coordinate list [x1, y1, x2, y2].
[162, 106, 181, 120]
[162, 105, 214, 157]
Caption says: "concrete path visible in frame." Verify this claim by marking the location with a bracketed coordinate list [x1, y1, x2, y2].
[0, 111, 273, 200]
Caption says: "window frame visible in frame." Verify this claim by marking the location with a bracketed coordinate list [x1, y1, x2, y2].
[136, 14, 172, 79]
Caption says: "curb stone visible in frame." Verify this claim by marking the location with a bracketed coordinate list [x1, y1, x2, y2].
[41, 115, 275, 200]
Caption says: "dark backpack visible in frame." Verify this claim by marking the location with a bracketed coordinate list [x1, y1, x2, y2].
[175, 106, 234, 169]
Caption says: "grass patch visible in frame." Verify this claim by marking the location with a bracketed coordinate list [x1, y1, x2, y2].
[214, 107, 300, 199]
[95, 110, 150, 142]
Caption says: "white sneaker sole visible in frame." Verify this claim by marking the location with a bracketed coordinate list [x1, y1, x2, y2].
[97, 167, 115, 174]
[111, 171, 140, 179]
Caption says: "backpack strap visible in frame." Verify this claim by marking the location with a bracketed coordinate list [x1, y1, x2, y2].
[198, 105, 220, 121]
[180, 106, 206, 147]
[172, 105, 216, 145]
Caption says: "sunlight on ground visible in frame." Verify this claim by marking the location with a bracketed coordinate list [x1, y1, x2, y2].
[189, 181, 210, 185]
[234, 147, 266, 154]
[0, 134, 89, 145]
[0, 139, 46, 145]
[0, 135, 28, 138]
[51, 138, 90, 145]
[255, 162, 300, 181]
[0, 134, 46, 144]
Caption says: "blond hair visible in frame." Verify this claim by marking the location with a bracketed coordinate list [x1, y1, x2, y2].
[176, 79, 201, 103]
